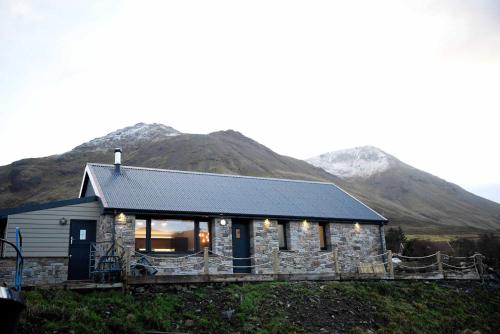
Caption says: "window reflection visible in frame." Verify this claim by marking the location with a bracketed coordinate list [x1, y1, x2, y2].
[135, 219, 147, 251]
[199, 221, 210, 250]
[134, 219, 211, 253]
[151, 219, 195, 252]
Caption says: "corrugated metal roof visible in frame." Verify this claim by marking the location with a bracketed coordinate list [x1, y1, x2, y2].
[85, 163, 386, 222]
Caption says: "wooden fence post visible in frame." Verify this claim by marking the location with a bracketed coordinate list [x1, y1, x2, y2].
[333, 248, 340, 275]
[124, 247, 131, 276]
[387, 250, 394, 279]
[272, 247, 280, 276]
[436, 251, 443, 277]
[203, 247, 209, 275]
[475, 253, 484, 278]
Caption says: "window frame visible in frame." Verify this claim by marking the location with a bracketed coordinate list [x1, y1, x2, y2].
[277, 220, 289, 250]
[135, 216, 212, 255]
[318, 222, 328, 251]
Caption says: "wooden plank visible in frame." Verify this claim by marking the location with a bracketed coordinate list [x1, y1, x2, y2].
[126, 273, 345, 285]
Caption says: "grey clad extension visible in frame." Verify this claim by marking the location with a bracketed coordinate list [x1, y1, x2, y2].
[0, 150, 388, 286]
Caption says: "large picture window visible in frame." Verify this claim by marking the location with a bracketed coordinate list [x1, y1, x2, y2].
[135, 218, 211, 253]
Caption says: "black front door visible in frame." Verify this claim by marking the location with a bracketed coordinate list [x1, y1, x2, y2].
[68, 220, 96, 280]
[232, 220, 251, 273]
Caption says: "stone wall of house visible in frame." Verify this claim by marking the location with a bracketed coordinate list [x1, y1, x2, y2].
[330, 223, 384, 273]
[209, 218, 233, 274]
[105, 215, 235, 275]
[250, 220, 279, 274]
[97, 213, 384, 277]
[0, 257, 68, 286]
[279, 221, 335, 274]
[0, 216, 385, 286]
[140, 218, 233, 275]
[97, 214, 114, 242]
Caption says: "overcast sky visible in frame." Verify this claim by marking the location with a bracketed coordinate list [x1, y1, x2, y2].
[0, 0, 499, 202]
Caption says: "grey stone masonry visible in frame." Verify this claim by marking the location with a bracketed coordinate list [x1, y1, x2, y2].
[0, 257, 68, 286]
[209, 218, 233, 274]
[98, 213, 384, 277]
[97, 214, 114, 247]
[116, 214, 135, 250]
[250, 220, 279, 274]
[330, 223, 383, 273]
[279, 221, 335, 274]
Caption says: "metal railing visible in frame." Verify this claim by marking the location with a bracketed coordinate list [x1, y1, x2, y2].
[89, 241, 124, 282]
[0, 228, 24, 291]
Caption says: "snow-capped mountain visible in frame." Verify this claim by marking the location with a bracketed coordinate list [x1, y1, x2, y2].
[307, 145, 500, 232]
[307, 146, 395, 178]
[1, 124, 499, 234]
[74, 123, 181, 151]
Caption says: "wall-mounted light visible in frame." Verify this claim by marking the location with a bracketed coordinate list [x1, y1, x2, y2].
[220, 219, 227, 226]
[115, 212, 127, 224]
[354, 222, 361, 232]
[59, 217, 68, 226]
[302, 220, 309, 231]
[264, 219, 271, 230]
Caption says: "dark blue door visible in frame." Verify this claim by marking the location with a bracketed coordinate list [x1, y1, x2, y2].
[232, 220, 251, 273]
[68, 220, 96, 280]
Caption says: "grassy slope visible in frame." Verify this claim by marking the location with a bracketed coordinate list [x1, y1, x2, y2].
[20, 281, 499, 334]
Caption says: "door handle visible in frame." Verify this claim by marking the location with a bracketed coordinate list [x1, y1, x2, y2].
[70, 236, 74, 245]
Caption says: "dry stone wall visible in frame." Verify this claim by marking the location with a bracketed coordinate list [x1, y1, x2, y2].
[0, 257, 68, 286]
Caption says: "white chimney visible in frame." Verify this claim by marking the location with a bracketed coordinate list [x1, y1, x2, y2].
[114, 148, 122, 173]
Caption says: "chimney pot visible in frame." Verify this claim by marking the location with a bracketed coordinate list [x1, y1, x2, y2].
[114, 148, 122, 173]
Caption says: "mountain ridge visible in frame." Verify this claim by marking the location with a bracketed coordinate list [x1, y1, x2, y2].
[309, 146, 500, 233]
[1, 123, 499, 235]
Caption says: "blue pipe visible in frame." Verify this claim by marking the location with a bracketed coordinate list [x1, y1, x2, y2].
[15, 227, 23, 291]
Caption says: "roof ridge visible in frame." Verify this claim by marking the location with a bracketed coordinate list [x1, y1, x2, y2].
[86, 163, 338, 186]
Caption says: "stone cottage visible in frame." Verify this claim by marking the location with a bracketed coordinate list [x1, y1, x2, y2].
[1, 149, 388, 286]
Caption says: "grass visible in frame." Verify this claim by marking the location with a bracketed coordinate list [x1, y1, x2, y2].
[405, 234, 478, 242]
[19, 281, 500, 334]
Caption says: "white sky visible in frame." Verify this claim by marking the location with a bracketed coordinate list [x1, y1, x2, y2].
[1, 0, 499, 202]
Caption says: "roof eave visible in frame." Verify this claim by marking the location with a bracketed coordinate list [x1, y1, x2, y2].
[102, 207, 387, 224]
[0, 196, 100, 217]
[80, 163, 109, 207]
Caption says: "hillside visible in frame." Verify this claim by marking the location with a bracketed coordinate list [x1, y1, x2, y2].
[0, 123, 337, 208]
[19, 281, 500, 334]
[1, 123, 500, 235]
[308, 146, 500, 234]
